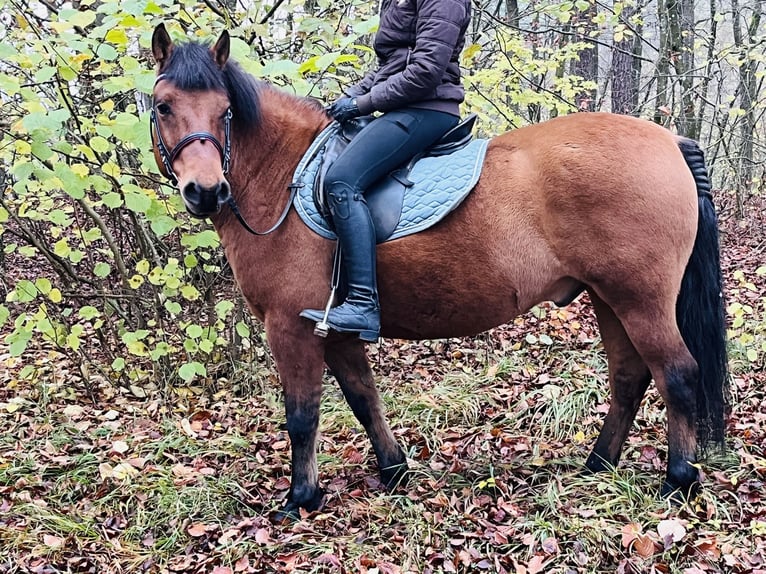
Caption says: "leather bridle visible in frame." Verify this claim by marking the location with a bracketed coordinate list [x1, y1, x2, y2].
[149, 74, 297, 236]
[150, 74, 232, 186]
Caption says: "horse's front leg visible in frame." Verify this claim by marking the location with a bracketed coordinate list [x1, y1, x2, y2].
[324, 337, 408, 488]
[265, 315, 326, 523]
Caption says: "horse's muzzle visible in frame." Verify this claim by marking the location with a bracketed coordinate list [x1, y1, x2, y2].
[181, 180, 231, 218]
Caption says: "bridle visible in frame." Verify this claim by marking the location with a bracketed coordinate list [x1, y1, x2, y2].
[150, 73, 296, 236]
[150, 74, 232, 186]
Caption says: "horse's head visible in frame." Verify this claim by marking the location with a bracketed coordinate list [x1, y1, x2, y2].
[150, 24, 234, 218]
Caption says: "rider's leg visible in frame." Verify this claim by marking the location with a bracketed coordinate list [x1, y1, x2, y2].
[301, 108, 458, 341]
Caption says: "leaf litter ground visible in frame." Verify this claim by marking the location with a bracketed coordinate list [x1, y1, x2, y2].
[0, 193, 764, 574]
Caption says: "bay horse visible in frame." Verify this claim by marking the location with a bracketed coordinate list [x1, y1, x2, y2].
[149, 24, 727, 521]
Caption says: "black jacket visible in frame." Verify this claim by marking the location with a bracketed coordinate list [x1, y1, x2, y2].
[348, 0, 471, 116]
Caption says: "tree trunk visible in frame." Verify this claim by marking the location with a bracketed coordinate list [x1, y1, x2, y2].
[731, 0, 762, 213]
[571, 0, 599, 111]
[610, 3, 643, 115]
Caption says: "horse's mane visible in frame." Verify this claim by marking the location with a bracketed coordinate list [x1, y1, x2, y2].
[161, 40, 261, 129]
[160, 40, 327, 132]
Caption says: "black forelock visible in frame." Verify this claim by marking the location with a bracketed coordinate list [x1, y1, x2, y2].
[162, 39, 261, 129]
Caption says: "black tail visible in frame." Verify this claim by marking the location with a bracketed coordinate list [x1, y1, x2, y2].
[676, 137, 728, 451]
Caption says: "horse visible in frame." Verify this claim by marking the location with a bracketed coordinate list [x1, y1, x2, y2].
[148, 24, 728, 522]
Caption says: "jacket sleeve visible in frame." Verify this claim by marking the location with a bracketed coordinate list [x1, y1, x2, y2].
[356, 0, 468, 114]
[344, 69, 376, 98]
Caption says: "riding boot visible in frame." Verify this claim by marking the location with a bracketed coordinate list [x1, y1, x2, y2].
[300, 182, 380, 342]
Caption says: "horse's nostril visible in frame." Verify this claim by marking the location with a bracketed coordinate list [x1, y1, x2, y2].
[183, 181, 200, 202]
[218, 181, 231, 204]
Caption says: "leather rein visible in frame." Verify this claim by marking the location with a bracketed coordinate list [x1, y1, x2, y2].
[150, 74, 295, 236]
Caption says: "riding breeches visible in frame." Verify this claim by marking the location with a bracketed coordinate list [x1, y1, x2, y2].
[325, 108, 460, 195]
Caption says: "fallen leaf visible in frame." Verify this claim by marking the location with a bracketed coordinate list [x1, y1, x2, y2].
[254, 528, 270, 545]
[634, 533, 657, 558]
[187, 523, 209, 537]
[527, 555, 545, 574]
[621, 522, 643, 548]
[43, 534, 65, 548]
[658, 518, 687, 546]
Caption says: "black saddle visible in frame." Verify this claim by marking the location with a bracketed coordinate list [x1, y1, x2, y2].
[313, 113, 478, 243]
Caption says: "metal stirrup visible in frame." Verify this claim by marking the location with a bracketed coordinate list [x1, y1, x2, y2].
[314, 245, 342, 338]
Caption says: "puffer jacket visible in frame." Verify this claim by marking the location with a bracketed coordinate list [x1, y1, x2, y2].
[347, 0, 472, 117]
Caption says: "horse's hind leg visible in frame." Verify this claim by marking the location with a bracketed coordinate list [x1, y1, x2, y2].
[324, 338, 408, 488]
[585, 291, 652, 473]
[592, 289, 701, 497]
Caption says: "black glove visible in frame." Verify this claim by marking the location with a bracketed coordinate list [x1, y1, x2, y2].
[328, 97, 360, 123]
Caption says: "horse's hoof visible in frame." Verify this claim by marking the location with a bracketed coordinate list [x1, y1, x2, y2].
[584, 453, 614, 474]
[270, 488, 324, 525]
[270, 502, 302, 525]
[380, 461, 409, 490]
[661, 479, 700, 504]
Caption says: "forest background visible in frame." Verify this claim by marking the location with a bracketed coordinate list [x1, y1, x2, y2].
[0, 0, 764, 572]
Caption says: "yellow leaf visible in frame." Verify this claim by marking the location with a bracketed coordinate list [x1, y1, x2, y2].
[48, 289, 62, 303]
[71, 163, 89, 177]
[105, 29, 128, 45]
[102, 162, 121, 178]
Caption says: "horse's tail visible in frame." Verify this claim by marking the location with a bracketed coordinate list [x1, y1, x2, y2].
[676, 137, 728, 451]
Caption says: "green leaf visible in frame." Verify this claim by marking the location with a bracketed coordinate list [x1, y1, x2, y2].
[178, 361, 206, 382]
[59, 9, 97, 29]
[180, 285, 200, 301]
[150, 215, 177, 237]
[215, 300, 234, 319]
[94, 262, 111, 278]
[236, 321, 250, 338]
[185, 324, 204, 338]
[35, 278, 52, 295]
[101, 192, 123, 208]
[90, 136, 110, 153]
[79, 306, 101, 320]
[164, 300, 182, 315]
[124, 190, 152, 213]
[13, 280, 38, 303]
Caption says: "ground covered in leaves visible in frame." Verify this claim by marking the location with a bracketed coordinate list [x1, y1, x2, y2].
[1, 193, 764, 573]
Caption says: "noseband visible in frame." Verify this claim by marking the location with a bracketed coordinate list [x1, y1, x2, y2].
[150, 74, 232, 185]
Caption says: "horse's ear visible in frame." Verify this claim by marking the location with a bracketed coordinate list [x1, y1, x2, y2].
[212, 30, 230, 69]
[152, 23, 174, 70]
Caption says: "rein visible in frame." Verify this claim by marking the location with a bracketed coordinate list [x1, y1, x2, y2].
[151, 73, 292, 237]
[226, 185, 300, 236]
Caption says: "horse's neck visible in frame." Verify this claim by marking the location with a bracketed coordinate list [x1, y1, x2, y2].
[229, 88, 328, 204]
[212, 87, 328, 243]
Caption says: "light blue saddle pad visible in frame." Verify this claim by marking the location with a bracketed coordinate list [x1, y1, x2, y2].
[292, 123, 489, 242]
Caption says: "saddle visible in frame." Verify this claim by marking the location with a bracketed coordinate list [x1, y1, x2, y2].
[292, 114, 489, 244]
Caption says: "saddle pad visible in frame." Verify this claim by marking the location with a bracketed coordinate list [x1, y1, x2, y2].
[293, 124, 490, 242]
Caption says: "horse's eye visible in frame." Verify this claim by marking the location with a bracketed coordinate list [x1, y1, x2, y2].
[156, 103, 171, 116]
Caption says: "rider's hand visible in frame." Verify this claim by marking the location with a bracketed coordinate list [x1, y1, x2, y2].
[328, 97, 361, 123]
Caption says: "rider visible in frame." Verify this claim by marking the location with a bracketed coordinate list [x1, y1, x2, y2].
[301, 0, 472, 342]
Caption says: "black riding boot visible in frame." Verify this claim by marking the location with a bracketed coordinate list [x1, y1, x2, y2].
[300, 182, 380, 342]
